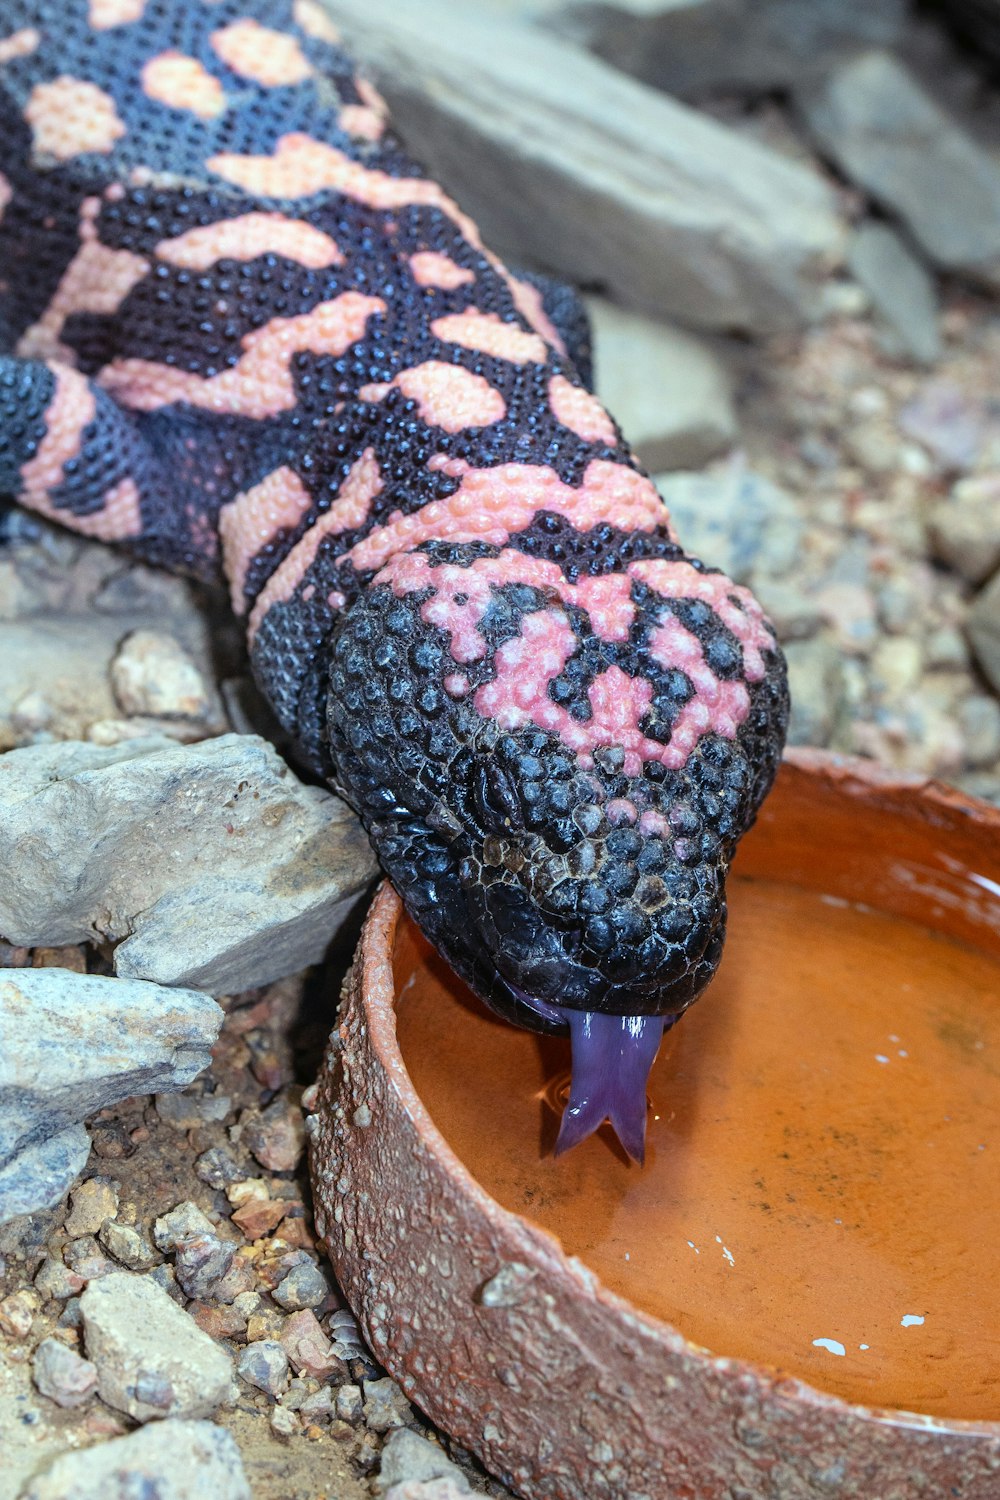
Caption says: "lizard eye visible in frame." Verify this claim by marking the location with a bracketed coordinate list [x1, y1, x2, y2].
[472, 759, 522, 834]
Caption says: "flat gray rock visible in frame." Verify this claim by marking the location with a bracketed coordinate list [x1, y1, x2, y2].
[798, 50, 1000, 287]
[80, 1272, 236, 1421]
[969, 570, 1000, 697]
[325, 0, 845, 333]
[0, 734, 376, 994]
[586, 298, 737, 469]
[19, 1418, 250, 1500]
[847, 222, 940, 366]
[541, 0, 905, 99]
[0, 969, 220, 1224]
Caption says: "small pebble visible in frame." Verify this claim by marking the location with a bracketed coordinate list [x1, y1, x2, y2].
[147, 1263, 186, 1305]
[232, 1197, 289, 1241]
[34, 1257, 86, 1302]
[99, 1221, 156, 1271]
[299, 1386, 337, 1423]
[960, 695, 1000, 768]
[110, 628, 212, 720]
[363, 1375, 414, 1434]
[233, 1291, 263, 1320]
[189, 1301, 247, 1340]
[272, 1260, 330, 1311]
[928, 473, 1000, 585]
[0, 1288, 39, 1338]
[241, 1095, 306, 1173]
[237, 1339, 290, 1398]
[925, 625, 969, 670]
[64, 1178, 120, 1238]
[898, 379, 990, 472]
[153, 1201, 215, 1252]
[270, 1404, 299, 1437]
[279, 1376, 314, 1411]
[89, 1121, 135, 1160]
[195, 1147, 246, 1189]
[254, 1245, 308, 1294]
[32, 1336, 98, 1409]
[870, 638, 923, 699]
[62, 1238, 116, 1283]
[210, 1255, 256, 1304]
[336, 1383, 364, 1424]
[246, 1307, 286, 1343]
[58, 1298, 83, 1330]
[279, 1309, 347, 1381]
[173, 1231, 236, 1300]
[155, 1090, 232, 1130]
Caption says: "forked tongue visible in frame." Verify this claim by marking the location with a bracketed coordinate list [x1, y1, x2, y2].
[554, 1011, 666, 1164]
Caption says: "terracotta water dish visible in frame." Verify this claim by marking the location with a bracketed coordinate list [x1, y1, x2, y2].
[308, 749, 1000, 1499]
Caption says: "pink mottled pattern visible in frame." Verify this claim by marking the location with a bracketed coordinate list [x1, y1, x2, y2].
[157, 213, 343, 271]
[25, 76, 127, 158]
[505, 275, 568, 357]
[647, 612, 751, 760]
[378, 549, 639, 652]
[0, 28, 39, 64]
[210, 20, 313, 86]
[208, 134, 484, 251]
[430, 310, 548, 365]
[409, 251, 475, 290]
[348, 459, 674, 573]
[219, 465, 314, 611]
[248, 447, 382, 640]
[378, 546, 770, 774]
[18, 198, 148, 363]
[630, 559, 774, 681]
[141, 51, 226, 118]
[99, 292, 386, 417]
[606, 798, 638, 825]
[358, 361, 506, 433]
[548, 373, 617, 446]
[480, 655, 663, 778]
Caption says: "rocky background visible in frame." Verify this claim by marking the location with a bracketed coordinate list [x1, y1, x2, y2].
[2, 0, 1000, 1495]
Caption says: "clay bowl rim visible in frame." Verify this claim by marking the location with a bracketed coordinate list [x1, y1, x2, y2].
[337, 746, 1000, 1442]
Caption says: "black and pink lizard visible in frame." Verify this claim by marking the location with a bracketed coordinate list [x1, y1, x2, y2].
[0, 0, 789, 1162]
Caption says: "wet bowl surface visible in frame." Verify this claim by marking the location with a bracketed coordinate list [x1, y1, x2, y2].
[308, 750, 1000, 1500]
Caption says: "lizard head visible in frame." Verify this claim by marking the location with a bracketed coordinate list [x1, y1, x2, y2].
[327, 543, 787, 1162]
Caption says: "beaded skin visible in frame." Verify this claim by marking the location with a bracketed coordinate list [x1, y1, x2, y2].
[0, 0, 788, 1158]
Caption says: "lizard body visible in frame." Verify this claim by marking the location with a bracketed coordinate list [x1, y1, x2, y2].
[0, 0, 788, 1160]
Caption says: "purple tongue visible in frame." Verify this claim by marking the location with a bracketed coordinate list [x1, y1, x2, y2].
[554, 1010, 666, 1164]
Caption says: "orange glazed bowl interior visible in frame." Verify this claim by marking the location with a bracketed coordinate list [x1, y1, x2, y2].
[308, 749, 1000, 1500]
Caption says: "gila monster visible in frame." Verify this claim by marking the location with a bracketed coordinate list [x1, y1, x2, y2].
[0, 0, 789, 1162]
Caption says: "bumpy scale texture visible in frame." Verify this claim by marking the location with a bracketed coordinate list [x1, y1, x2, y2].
[0, 0, 788, 1159]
